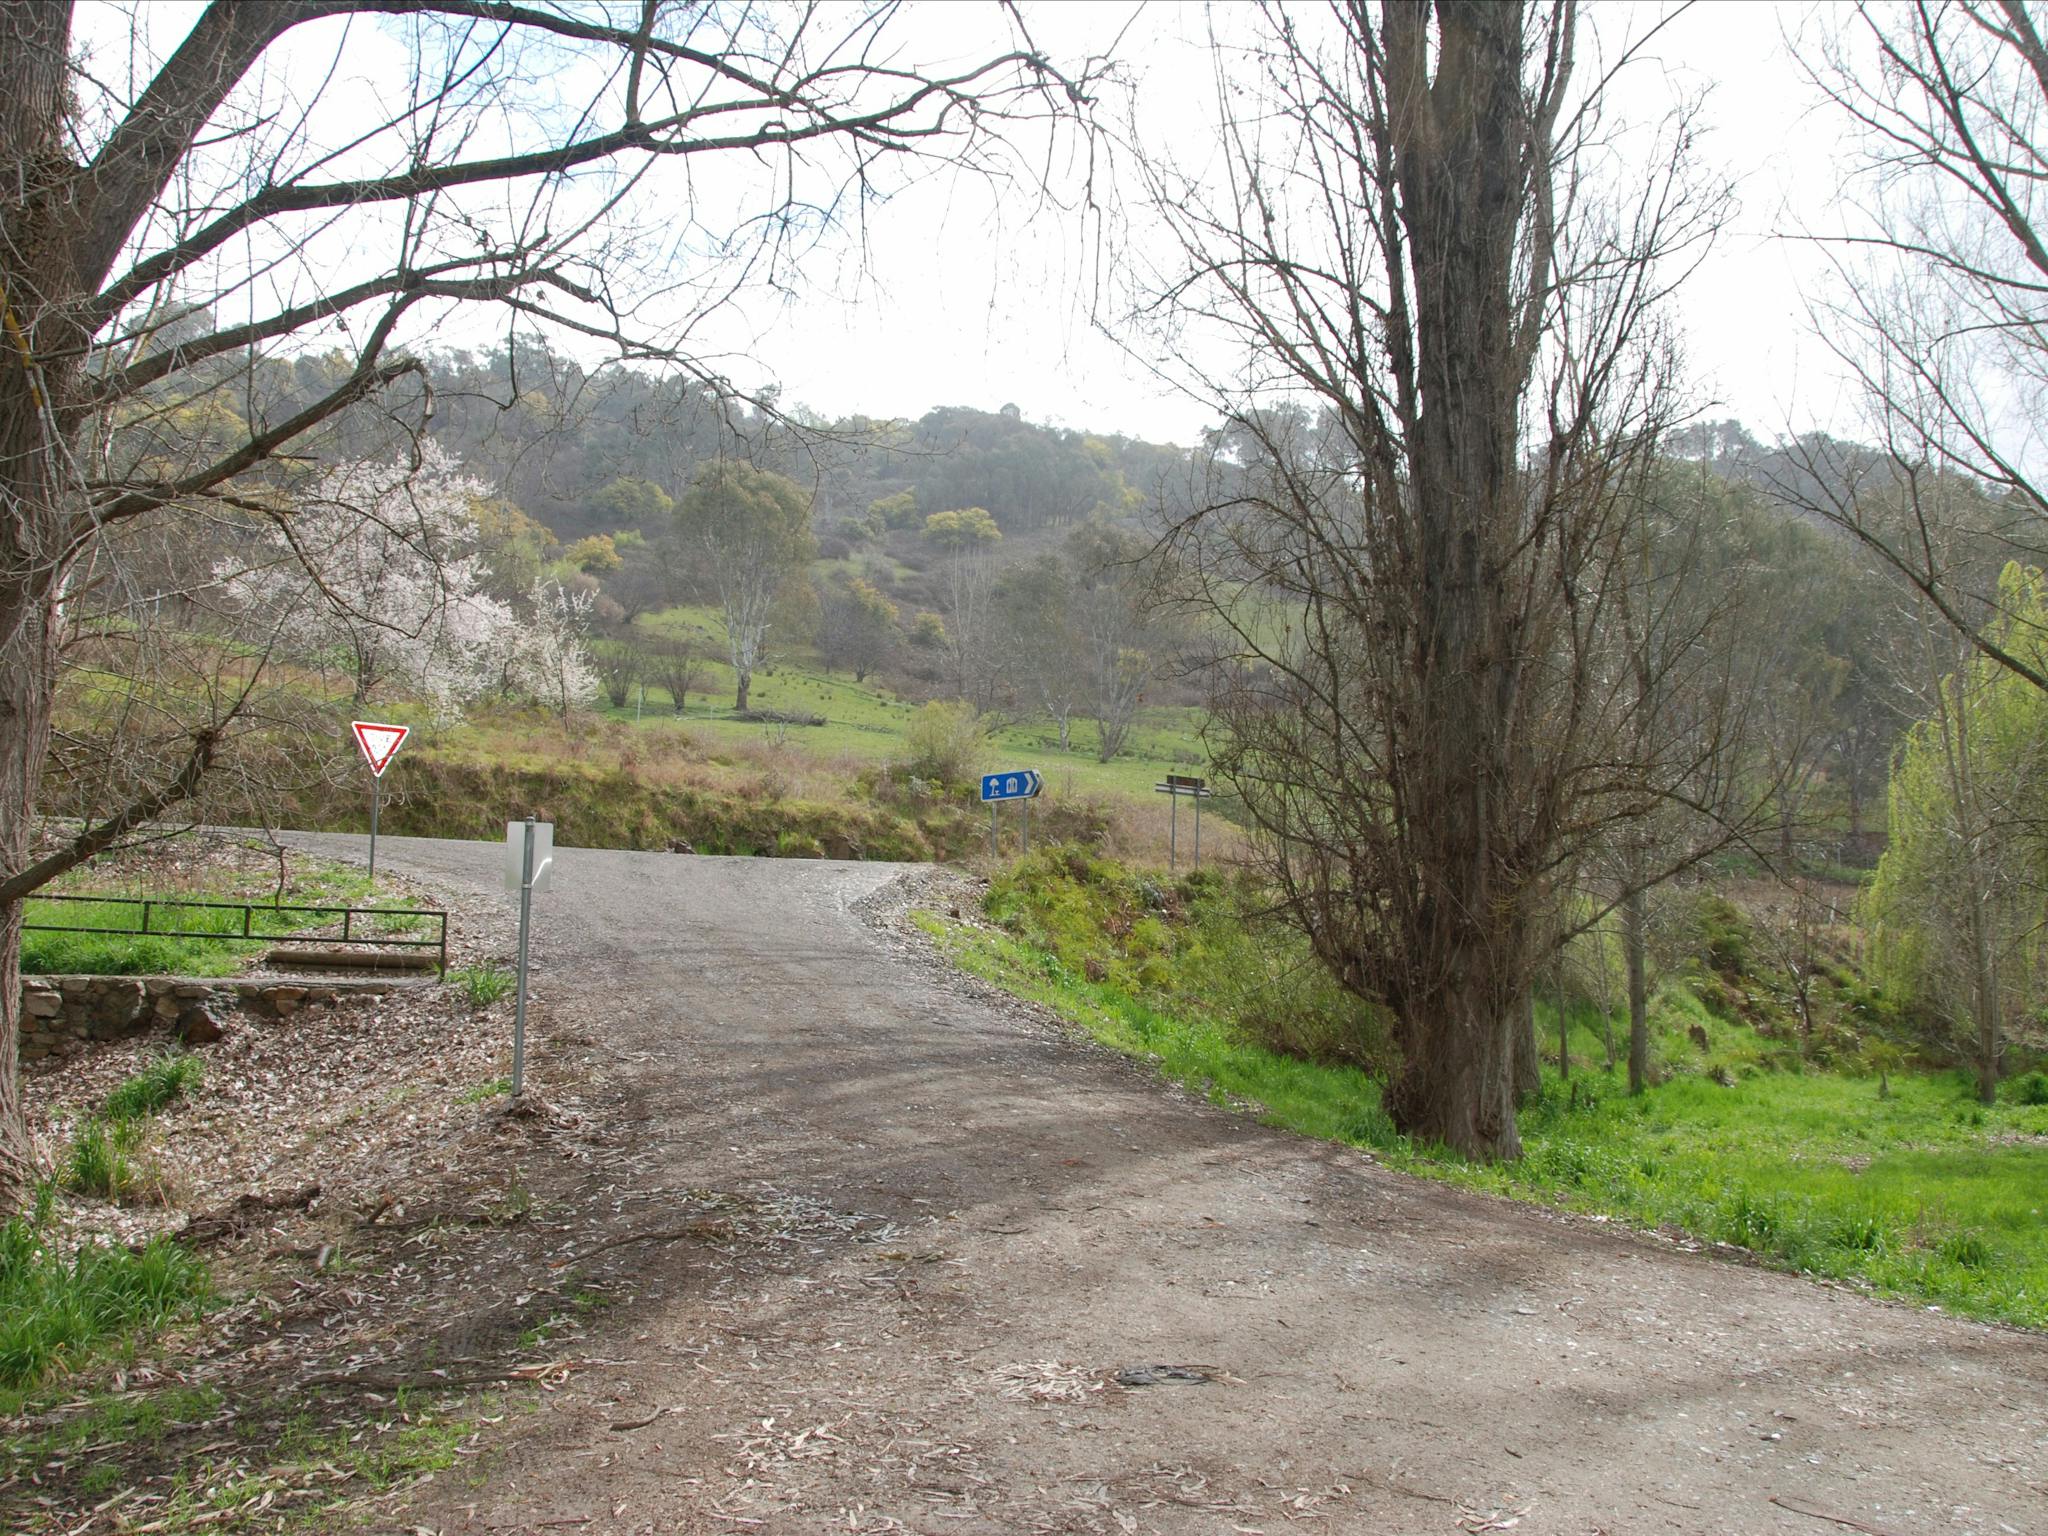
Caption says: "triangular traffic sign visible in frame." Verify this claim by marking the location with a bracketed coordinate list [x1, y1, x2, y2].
[350, 720, 410, 777]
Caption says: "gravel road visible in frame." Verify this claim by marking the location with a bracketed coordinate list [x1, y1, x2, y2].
[291, 834, 2048, 1536]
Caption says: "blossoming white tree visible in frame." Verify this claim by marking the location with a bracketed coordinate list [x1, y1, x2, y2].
[496, 579, 601, 727]
[217, 445, 520, 720]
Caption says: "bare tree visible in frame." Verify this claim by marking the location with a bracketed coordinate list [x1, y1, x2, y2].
[1132, 2, 1724, 1157]
[1068, 523, 1155, 763]
[0, 1, 1093, 1201]
[591, 640, 644, 711]
[1796, 1, 2048, 689]
[637, 638, 703, 719]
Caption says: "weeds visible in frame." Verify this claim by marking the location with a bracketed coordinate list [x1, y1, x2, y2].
[0, 1186, 207, 1391]
[448, 965, 515, 1008]
[103, 1053, 203, 1122]
[62, 1119, 144, 1201]
[457, 1076, 512, 1103]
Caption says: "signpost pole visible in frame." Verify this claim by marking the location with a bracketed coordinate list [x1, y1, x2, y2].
[1193, 792, 1201, 872]
[368, 775, 381, 884]
[1169, 792, 1178, 873]
[1022, 798, 1030, 856]
[990, 802, 998, 859]
[513, 817, 535, 1098]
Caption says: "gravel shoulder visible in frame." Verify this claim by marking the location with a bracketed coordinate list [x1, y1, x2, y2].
[270, 834, 2048, 1536]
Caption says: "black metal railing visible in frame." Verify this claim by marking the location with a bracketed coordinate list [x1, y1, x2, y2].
[23, 895, 448, 975]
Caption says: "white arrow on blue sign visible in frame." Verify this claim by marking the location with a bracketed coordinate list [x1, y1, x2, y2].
[980, 769, 1043, 802]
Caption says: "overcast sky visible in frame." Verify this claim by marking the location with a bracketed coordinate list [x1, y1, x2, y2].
[76, 1, 1860, 450]
[736, 0, 1860, 447]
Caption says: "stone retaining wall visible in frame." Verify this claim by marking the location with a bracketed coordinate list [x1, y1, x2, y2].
[18, 975, 401, 1061]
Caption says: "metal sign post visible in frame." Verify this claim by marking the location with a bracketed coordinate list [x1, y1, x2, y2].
[1154, 775, 1214, 872]
[979, 769, 1044, 856]
[503, 818, 554, 1097]
[350, 721, 411, 883]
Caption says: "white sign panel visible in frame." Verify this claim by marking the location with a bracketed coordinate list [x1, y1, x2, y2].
[505, 820, 554, 894]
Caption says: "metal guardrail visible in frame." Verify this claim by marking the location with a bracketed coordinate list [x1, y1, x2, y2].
[24, 895, 448, 975]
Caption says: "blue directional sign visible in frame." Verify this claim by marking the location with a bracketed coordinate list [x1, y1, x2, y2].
[980, 769, 1043, 802]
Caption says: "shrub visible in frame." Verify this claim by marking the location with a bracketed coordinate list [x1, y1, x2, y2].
[909, 611, 946, 649]
[2012, 1070, 2048, 1106]
[1694, 893, 1752, 978]
[898, 700, 987, 787]
[103, 1053, 202, 1123]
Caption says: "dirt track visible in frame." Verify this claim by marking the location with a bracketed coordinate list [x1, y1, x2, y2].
[294, 835, 2048, 1536]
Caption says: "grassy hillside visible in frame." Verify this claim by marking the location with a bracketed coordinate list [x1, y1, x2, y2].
[296, 622, 1236, 866]
[927, 849, 2048, 1331]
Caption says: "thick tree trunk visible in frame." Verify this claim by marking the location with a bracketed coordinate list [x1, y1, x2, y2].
[1625, 882, 1650, 1096]
[1386, 978, 1521, 1160]
[734, 670, 751, 712]
[0, 0, 78, 1206]
[1374, 3, 1539, 1162]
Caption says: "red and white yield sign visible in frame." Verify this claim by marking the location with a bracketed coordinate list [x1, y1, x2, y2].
[350, 720, 410, 778]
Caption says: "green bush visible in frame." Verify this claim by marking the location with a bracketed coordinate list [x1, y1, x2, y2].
[0, 1187, 207, 1391]
[103, 1054, 202, 1123]
[898, 700, 987, 788]
[2011, 1070, 2048, 1106]
[1694, 893, 1753, 978]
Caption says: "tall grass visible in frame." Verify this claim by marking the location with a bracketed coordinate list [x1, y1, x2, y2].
[0, 1187, 208, 1392]
[103, 1054, 203, 1122]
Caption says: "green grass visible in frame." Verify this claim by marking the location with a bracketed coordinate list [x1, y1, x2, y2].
[927, 862, 2048, 1332]
[62, 1118, 147, 1201]
[103, 1053, 204, 1122]
[0, 1187, 209, 1394]
[608, 607, 1213, 802]
[60, 1056, 203, 1204]
[38, 1393, 477, 1534]
[23, 854, 429, 977]
[456, 1075, 512, 1103]
[0, 1382, 224, 1483]
[448, 965, 515, 1007]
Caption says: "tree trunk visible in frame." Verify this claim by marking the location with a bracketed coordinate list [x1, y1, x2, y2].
[1597, 923, 1617, 1069]
[1386, 978, 1521, 1160]
[1375, 2, 1537, 1163]
[1625, 882, 1650, 1095]
[734, 670, 751, 712]
[1555, 960, 1570, 1082]
[1513, 984, 1540, 1106]
[1970, 898, 2000, 1106]
[0, 0, 77, 1204]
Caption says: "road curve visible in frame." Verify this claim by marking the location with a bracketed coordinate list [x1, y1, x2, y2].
[291, 833, 2048, 1535]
